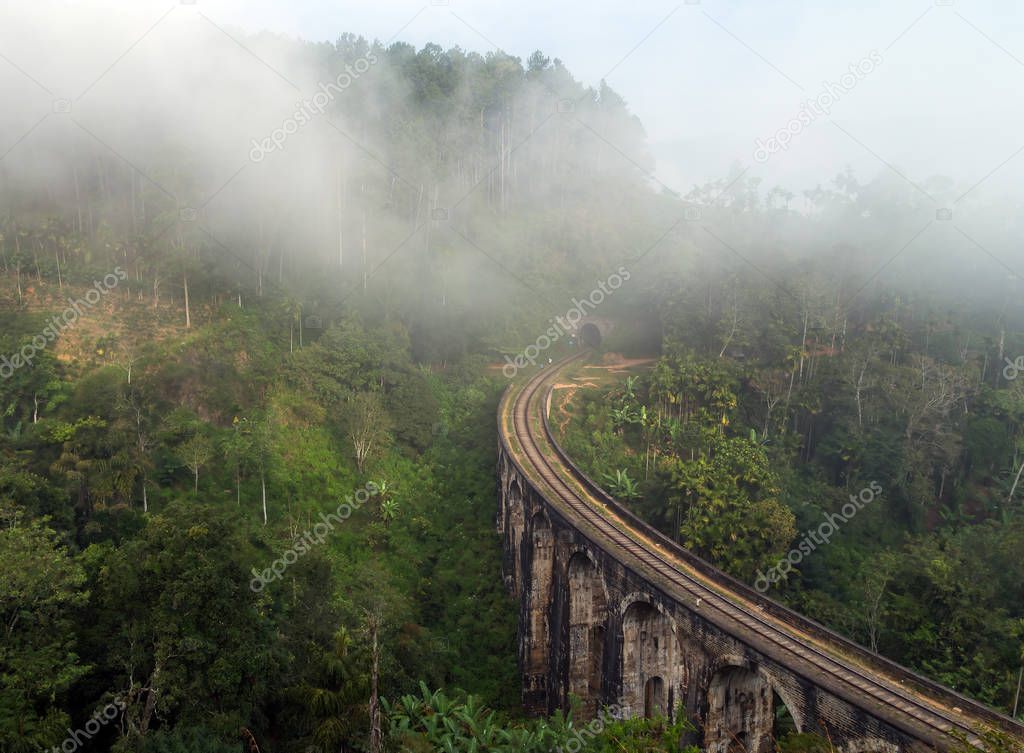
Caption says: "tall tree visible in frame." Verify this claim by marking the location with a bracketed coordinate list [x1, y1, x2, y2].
[345, 392, 390, 473]
[0, 503, 88, 751]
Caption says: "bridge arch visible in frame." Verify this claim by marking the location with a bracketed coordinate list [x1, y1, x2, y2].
[505, 475, 525, 511]
[567, 550, 609, 718]
[619, 596, 685, 720]
[645, 676, 666, 718]
[497, 354, 1024, 752]
[768, 678, 804, 740]
[719, 658, 805, 739]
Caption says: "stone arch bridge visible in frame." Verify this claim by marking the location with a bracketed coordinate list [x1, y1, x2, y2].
[497, 353, 1024, 753]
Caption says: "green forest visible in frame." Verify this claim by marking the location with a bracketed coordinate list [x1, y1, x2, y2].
[1, 17, 1023, 753]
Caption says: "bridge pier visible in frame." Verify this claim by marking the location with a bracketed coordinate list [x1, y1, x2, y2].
[497, 381, 1021, 753]
[522, 511, 555, 713]
[566, 552, 608, 718]
[619, 598, 684, 719]
[704, 663, 773, 753]
[498, 442, 920, 751]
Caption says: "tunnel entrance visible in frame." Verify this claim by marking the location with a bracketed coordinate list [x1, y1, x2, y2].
[580, 322, 602, 348]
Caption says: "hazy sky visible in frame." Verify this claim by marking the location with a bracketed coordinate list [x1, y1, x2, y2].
[3, 1, 1023, 201]
[194, 0, 1024, 199]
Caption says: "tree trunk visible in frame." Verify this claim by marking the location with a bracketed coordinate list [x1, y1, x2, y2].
[337, 163, 346, 268]
[798, 306, 809, 381]
[998, 327, 1006, 385]
[73, 165, 83, 234]
[182, 270, 191, 328]
[261, 471, 268, 525]
[368, 616, 382, 753]
[1008, 455, 1024, 505]
[854, 363, 866, 429]
[361, 209, 368, 290]
[1014, 664, 1022, 718]
[139, 662, 162, 735]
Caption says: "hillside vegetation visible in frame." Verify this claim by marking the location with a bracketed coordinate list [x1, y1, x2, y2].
[1, 25, 1022, 753]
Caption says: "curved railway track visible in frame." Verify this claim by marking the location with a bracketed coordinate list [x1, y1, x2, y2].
[500, 351, 1024, 752]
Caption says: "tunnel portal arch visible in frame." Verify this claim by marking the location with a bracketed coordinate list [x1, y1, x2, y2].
[580, 322, 602, 347]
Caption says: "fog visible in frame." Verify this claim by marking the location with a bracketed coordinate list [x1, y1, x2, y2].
[3, 0, 1024, 336]
[5, 4, 1024, 733]
[197, 0, 1024, 200]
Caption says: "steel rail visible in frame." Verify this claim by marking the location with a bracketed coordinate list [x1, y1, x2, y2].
[500, 352, 1024, 751]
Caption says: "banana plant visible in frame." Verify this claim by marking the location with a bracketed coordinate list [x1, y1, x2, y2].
[603, 468, 641, 500]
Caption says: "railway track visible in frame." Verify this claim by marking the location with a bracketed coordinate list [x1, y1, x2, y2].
[500, 351, 1024, 752]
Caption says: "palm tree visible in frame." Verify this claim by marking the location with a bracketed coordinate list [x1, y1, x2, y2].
[296, 628, 369, 753]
